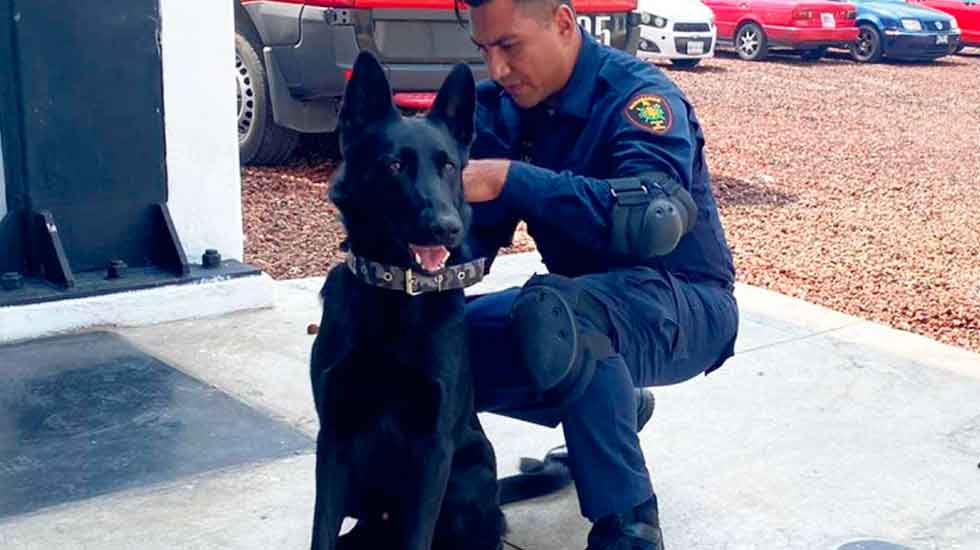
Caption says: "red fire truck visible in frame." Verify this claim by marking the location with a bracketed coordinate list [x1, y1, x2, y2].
[235, 0, 640, 164]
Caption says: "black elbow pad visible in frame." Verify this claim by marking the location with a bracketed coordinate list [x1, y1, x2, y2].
[608, 172, 697, 260]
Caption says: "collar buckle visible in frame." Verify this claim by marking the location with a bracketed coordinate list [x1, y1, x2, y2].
[404, 269, 423, 296]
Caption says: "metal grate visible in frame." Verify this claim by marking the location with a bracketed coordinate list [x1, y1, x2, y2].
[674, 22, 711, 33]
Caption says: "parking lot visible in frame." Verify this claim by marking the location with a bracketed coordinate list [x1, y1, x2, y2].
[242, 48, 980, 354]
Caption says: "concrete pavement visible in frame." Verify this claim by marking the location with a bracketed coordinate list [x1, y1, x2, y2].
[1, 252, 978, 550]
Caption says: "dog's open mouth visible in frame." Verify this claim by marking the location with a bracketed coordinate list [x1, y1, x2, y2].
[409, 244, 450, 274]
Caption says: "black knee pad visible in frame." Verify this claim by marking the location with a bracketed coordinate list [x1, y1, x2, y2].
[509, 275, 616, 407]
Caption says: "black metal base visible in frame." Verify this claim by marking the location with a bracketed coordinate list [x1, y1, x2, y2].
[31, 210, 75, 289]
[0, 260, 262, 308]
[0, 331, 313, 519]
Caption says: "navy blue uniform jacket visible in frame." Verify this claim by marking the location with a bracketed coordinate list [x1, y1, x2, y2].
[469, 32, 735, 290]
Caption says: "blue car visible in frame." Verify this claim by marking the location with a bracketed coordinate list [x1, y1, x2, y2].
[847, 0, 962, 61]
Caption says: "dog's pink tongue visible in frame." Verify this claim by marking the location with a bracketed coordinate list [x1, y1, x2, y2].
[411, 245, 449, 272]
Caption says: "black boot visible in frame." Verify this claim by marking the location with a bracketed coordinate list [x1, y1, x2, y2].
[636, 389, 655, 432]
[585, 495, 664, 550]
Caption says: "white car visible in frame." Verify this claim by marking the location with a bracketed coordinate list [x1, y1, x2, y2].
[634, 0, 717, 68]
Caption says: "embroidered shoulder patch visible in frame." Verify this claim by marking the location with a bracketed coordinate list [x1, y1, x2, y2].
[624, 94, 672, 134]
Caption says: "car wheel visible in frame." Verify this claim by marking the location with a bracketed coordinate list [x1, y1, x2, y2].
[850, 24, 883, 63]
[800, 46, 827, 61]
[235, 33, 299, 166]
[735, 23, 769, 61]
[670, 58, 702, 69]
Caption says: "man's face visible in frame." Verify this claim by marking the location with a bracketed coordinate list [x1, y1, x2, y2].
[470, 0, 577, 109]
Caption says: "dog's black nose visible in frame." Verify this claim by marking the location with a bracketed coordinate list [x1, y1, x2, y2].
[431, 216, 462, 242]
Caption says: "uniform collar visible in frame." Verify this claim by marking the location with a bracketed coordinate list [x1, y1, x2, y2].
[549, 29, 602, 120]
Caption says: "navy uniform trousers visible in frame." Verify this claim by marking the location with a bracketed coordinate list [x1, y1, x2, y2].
[465, 266, 738, 520]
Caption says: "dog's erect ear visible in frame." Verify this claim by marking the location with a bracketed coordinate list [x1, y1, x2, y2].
[340, 51, 397, 144]
[428, 63, 476, 147]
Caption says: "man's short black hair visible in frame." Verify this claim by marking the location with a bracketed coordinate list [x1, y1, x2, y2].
[455, 0, 573, 26]
[461, 0, 571, 7]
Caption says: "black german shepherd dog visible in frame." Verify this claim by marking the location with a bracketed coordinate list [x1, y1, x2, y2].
[309, 51, 506, 550]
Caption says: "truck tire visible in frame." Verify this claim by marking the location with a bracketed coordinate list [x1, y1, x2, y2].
[236, 33, 299, 166]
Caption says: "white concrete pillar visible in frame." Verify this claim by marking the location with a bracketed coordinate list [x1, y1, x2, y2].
[159, 0, 244, 262]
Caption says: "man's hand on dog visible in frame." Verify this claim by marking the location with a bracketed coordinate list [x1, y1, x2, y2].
[463, 159, 511, 202]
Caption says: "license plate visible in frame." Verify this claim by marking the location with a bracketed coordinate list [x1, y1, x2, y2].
[821, 13, 836, 28]
[687, 41, 705, 55]
[937, 34, 949, 44]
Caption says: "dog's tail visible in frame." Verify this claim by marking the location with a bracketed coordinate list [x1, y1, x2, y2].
[497, 446, 573, 506]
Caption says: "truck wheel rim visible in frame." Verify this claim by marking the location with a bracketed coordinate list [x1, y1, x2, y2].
[236, 53, 255, 140]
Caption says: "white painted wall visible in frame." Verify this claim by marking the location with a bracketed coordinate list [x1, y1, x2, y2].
[0, 126, 7, 219]
[159, 0, 244, 262]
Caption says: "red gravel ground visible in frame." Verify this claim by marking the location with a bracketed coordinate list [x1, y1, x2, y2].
[242, 49, 980, 354]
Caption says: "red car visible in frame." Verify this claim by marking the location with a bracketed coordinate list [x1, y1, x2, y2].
[704, 0, 859, 60]
[908, 0, 980, 49]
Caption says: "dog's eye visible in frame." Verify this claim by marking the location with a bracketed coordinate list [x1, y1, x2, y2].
[388, 160, 402, 175]
[443, 162, 457, 177]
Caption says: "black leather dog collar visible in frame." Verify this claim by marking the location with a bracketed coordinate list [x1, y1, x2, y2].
[345, 254, 487, 296]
